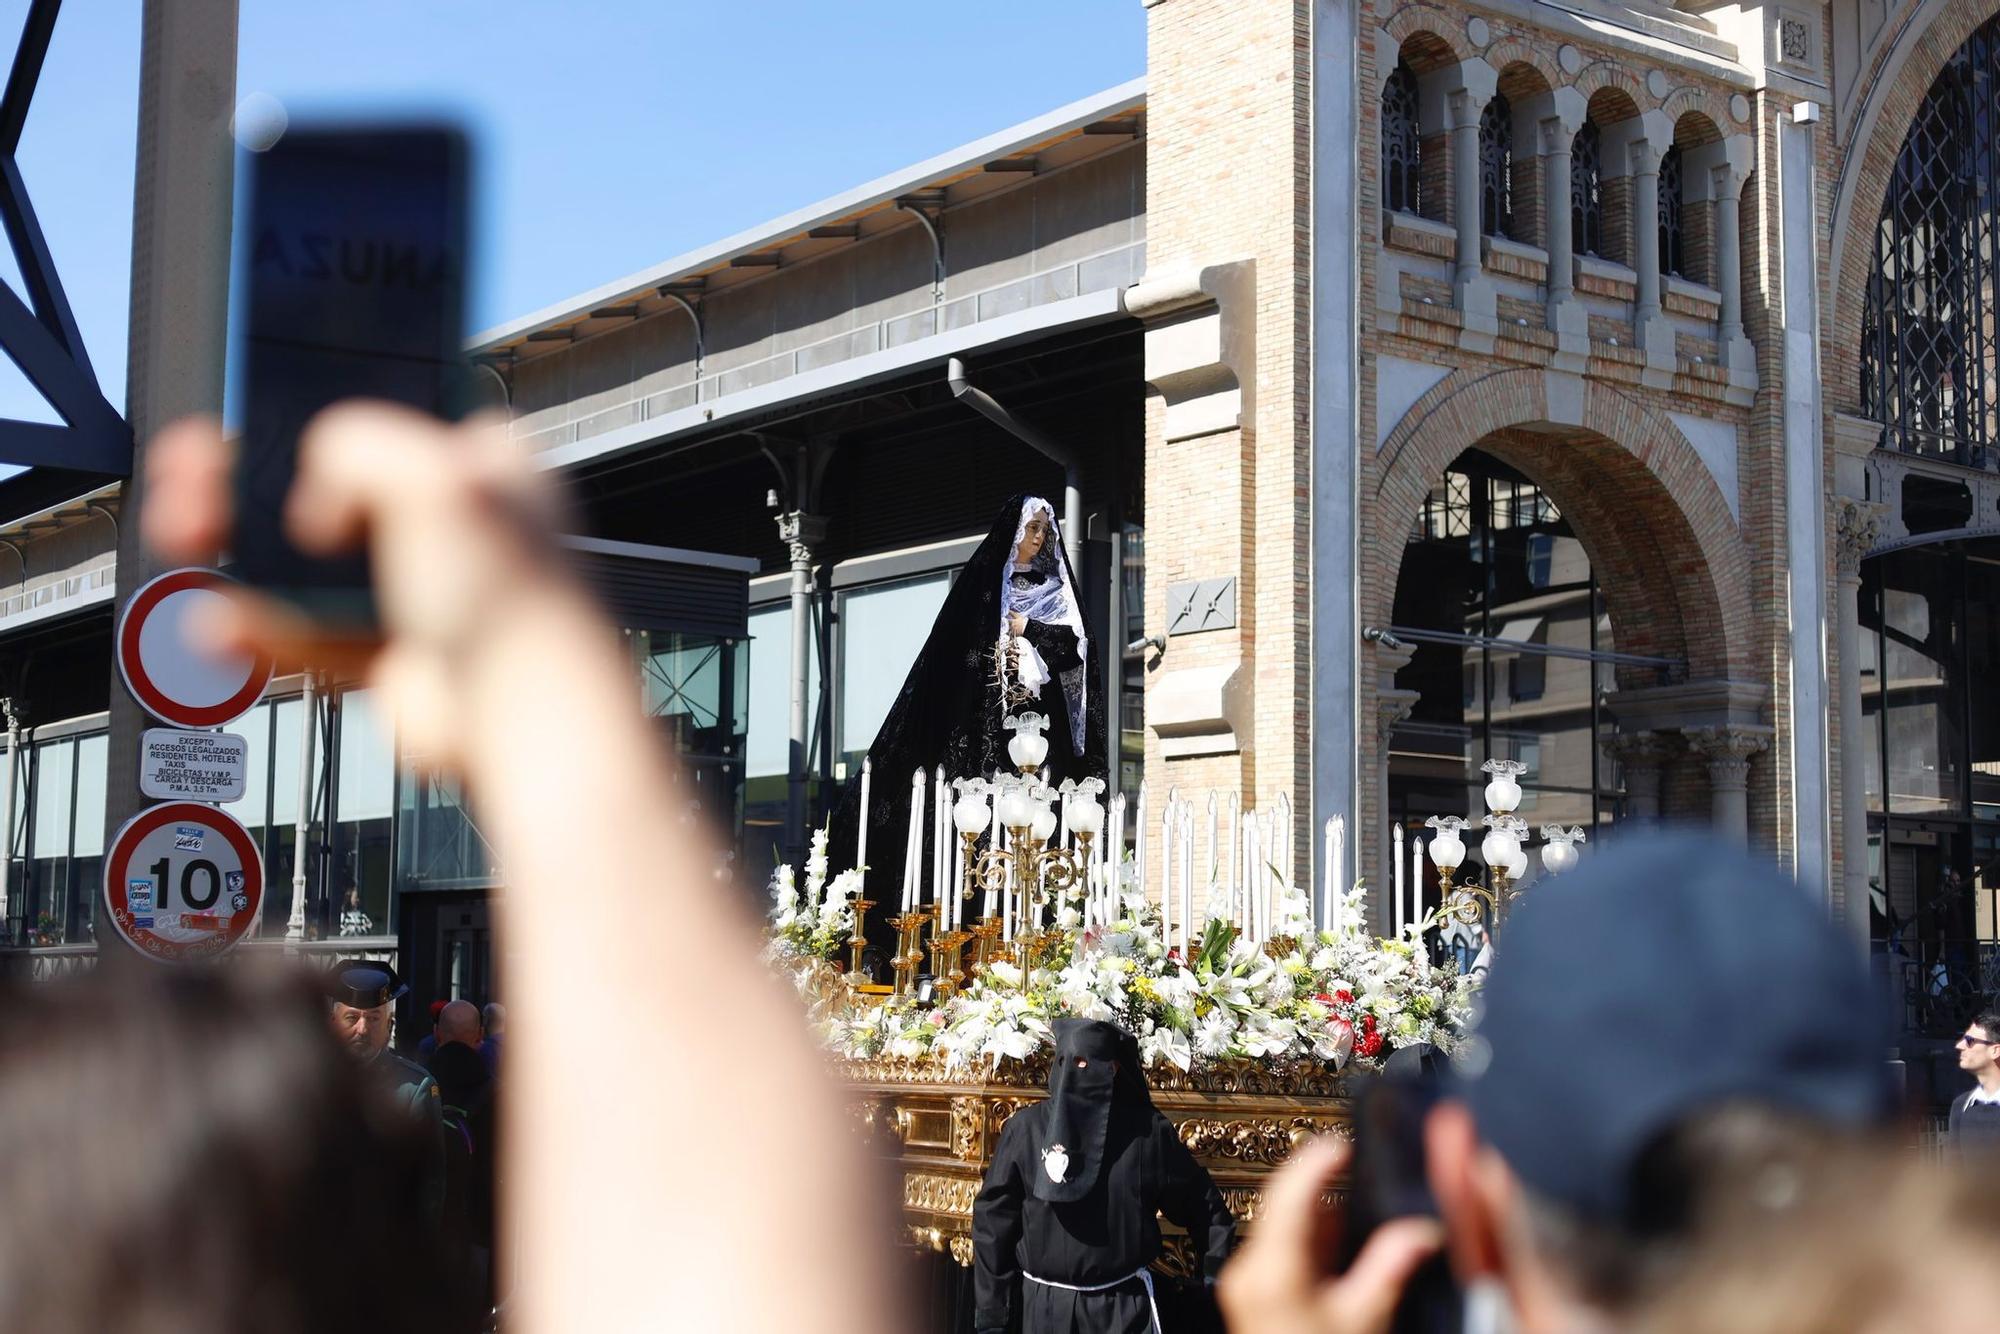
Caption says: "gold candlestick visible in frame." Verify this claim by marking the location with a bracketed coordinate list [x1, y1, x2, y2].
[969, 917, 1004, 975]
[929, 930, 972, 999]
[847, 898, 875, 977]
[888, 906, 937, 998]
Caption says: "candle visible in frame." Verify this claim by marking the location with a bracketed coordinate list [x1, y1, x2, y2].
[1244, 816, 1260, 942]
[1322, 816, 1337, 930]
[904, 769, 926, 912]
[857, 757, 872, 896]
[1133, 781, 1149, 917]
[1411, 836, 1426, 937]
[1180, 804, 1194, 954]
[1393, 822, 1406, 935]
[1157, 801, 1173, 949]
[1331, 817, 1345, 928]
[1205, 792, 1219, 926]
[1226, 790, 1240, 915]
[984, 783, 1002, 920]
[1276, 792, 1291, 896]
[1106, 792, 1125, 924]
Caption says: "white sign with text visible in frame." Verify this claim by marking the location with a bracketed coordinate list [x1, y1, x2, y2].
[139, 728, 248, 803]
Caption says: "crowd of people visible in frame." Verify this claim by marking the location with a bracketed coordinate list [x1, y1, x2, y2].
[0, 401, 1987, 1333]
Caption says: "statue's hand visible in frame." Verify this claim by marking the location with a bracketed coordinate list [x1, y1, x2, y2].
[1007, 611, 1027, 636]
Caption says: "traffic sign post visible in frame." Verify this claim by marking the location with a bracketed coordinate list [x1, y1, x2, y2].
[115, 568, 273, 729]
[102, 802, 264, 962]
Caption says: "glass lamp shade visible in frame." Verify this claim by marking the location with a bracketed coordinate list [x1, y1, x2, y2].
[1483, 775, 1522, 815]
[1069, 797, 1105, 835]
[1030, 805, 1059, 842]
[1008, 731, 1050, 770]
[1541, 839, 1577, 874]
[1481, 828, 1519, 869]
[1505, 844, 1530, 878]
[1429, 832, 1466, 870]
[953, 796, 991, 835]
[997, 787, 1034, 829]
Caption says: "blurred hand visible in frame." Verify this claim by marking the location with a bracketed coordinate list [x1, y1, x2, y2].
[1008, 611, 1027, 636]
[1218, 1137, 1443, 1334]
[144, 404, 573, 767]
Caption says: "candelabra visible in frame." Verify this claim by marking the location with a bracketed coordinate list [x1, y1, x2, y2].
[969, 916, 1005, 975]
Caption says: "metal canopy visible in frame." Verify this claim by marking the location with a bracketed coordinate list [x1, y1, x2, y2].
[0, 0, 130, 477]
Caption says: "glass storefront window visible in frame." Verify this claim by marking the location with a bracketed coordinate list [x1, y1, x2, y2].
[837, 573, 950, 772]
[27, 737, 72, 945]
[334, 689, 395, 937]
[69, 735, 105, 943]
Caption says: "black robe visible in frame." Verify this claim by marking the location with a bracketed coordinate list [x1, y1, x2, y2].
[972, 1100, 1236, 1333]
[827, 495, 1107, 951]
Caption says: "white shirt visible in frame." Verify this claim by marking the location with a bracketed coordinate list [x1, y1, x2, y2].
[1965, 1082, 2000, 1108]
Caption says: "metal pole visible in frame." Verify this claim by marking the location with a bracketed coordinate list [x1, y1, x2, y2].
[776, 510, 825, 865]
[285, 674, 316, 944]
[102, 0, 239, 960]
[946, 357, 1082, 541]
[0, 698, 17, 945]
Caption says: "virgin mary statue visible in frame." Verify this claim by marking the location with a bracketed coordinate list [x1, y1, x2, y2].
[828, 495, 1108, 928]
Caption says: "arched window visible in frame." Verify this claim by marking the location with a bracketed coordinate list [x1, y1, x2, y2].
[1658, 145, 1685, 279]
[1571, 121, 1603, 258]
[1382, 62, 1422, 215]
[1479, 93, 1513, 238]
[1863, 13, 2000, 464]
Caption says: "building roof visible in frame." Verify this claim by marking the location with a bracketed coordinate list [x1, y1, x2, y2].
[469, 77, 1146, 359]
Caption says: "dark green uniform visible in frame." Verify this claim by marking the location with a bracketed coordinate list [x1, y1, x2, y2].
[373, 1047, 447, 1227]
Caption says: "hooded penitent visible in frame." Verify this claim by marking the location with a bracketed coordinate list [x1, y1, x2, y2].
[826, 494, 1107, 932]
[1035, 1018, 1147, 1203]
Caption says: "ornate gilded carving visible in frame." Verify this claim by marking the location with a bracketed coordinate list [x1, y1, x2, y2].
[1178, 1116, 1345, 1166]
[949, 1234, 975, 1267]
[905, 1171, 981, 1218]
[838, 1054, 1355, 1099]
[950, 1096, 984, 1162]
[1153, 1236, 1199, 1283]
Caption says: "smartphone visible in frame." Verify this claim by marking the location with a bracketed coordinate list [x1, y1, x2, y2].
[1334, 1047, 1464, 1334]
[233, 123, 472, 632]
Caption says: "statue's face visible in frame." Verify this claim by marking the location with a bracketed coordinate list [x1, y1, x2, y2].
[1015, 513, 1050, 564]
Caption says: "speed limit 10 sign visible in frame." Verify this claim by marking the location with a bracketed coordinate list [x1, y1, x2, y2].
[102, 802, 264, 962]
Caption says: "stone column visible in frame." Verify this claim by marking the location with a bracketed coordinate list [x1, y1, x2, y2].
[1604, 731, 1669, 825]
[1374, 640, 1419, 937]
[1448, 87, 1485, 299]
[1541, 118, 1575, 311]
[1686, 727, 1772, 843]
[1629, 138, 1664, 328]
[1834, 499, 1885, 946]
[1712, 165, 1745, 345]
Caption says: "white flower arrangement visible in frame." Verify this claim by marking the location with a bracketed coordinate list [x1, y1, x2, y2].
[774, 867, 1480, 1077]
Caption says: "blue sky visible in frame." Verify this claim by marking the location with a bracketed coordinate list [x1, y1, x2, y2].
[0, 0, 1143, 430]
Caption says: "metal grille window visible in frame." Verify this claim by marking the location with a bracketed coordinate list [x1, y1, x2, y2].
[1383, 62, 1422, 215]
[1863, 14, 2000, 466]
[1571, 121, 1603, 258]
[1479, 93, 1513, 239]
[1658, 146, 1685, 279]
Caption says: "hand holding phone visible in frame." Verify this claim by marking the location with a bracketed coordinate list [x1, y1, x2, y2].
[233, 123, 472, 634]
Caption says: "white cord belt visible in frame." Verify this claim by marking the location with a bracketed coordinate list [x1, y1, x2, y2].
[1021, 1267, 1159, 1334]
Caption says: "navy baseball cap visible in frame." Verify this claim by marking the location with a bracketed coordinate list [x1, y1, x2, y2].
[1464, 832, 1894, 1224]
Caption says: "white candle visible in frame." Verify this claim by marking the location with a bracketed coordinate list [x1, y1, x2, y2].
[1158, 801, 1173, 949]
[904, 769, 926, 912]
[1133, 781, 1149, 915]
[1393, 822, 1406, 935]
[1262, 810, 1277, 942]
[1322, 816, 1337, 930]
[1276, 792, 1291, 896]
[857, 757, 872, 896]
[1244, 816, 1260, 941]
[1411, 836, 1426, 937]
[1332, 817, 1345, 928]
[984, 792, 1002, 920]
[1106, 792, 1125, 923]
[1226, 790, 1240, 912]
[1205, 792, 1219, 925]
[1180, 805, 1194, 954]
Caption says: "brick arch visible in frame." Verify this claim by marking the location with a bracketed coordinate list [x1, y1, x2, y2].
[1828, 0, 2000, 413]
[1483, 42, 1561, 94]
[1381, 4, 1469, 67]
[1660, 86, 1734, 137]
[1374, 368, 1751, 681]
[1573, 62, 1649, 113]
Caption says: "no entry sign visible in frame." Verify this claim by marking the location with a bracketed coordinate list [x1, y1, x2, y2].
[102, 802, 264, 962]
[116, 568, 273, 728]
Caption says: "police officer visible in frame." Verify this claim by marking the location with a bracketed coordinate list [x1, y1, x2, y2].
[327, 961, 445, 1225]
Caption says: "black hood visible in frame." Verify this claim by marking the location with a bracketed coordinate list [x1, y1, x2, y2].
[1034, 1018, 1149, 1203]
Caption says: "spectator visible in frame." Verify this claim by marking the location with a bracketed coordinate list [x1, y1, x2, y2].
[1219, 835, 1895, 1334]
[1948, 1009, 2000, 1155]
[0, 963, 451, 1334]
[433, 999, 483, 1055]
[432, 1035, 500, 1325]
[481, 1001, 505, 1073]
[416, 997, 450, 1063]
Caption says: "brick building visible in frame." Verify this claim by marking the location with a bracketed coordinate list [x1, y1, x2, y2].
[0, 1, 1993, 1087]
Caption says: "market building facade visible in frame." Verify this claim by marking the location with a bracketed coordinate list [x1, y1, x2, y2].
[0, 0, 1993, 1097]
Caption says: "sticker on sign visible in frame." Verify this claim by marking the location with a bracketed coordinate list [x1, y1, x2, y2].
[139, 729, 248, 802]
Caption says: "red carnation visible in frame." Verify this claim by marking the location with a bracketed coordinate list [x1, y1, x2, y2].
[1357, 1030, 1383, 1059]
[1335, 989, 1355, 1005]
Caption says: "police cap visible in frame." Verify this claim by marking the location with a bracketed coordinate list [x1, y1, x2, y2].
[326, 960, 409, 1009]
